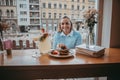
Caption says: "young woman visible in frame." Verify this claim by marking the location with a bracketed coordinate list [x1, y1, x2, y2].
[53, 16, 82, 49]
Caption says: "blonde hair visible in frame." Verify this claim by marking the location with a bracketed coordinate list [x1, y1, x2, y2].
[57, 16, 73, 32]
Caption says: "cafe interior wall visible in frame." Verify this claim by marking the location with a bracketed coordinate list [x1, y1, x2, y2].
[110, 0, 120, 48]
[101, 0, 120, 48]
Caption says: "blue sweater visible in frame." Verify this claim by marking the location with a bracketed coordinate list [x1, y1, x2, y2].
[52, 30, 82, 49]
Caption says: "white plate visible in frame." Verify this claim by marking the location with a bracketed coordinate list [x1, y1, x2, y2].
[48, 50, 74, 58]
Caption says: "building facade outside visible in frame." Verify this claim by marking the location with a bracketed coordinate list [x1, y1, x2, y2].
[0, 0, 18, 32]
[0, 0, 95, 32]
[40, 0, 95, 31]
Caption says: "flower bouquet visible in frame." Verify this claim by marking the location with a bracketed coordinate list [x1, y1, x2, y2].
[83, 8, 98, 48]
[83, 8, 98, 33]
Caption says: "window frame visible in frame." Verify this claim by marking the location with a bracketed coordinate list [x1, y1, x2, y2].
[97, 0, 104, 46]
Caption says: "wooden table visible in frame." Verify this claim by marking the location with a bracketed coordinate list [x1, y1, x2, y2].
[0, 48, 120, 80]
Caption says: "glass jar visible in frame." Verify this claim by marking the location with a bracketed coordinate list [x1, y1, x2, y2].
[38, 36, 51, 54]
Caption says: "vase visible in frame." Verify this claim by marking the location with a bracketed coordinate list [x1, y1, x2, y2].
[86, 27, 95, 48]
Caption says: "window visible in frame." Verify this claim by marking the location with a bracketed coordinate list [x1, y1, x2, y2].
[88, 6, 91, 9]
[48, 13, 51, 18]
[48, 24, 52, 30]
[20, 4, 27, 8]
[20, 11, 27, 15]
[54, 13, 57, 19]
[2, 0, 101, 46]
[0, 9, 2, 21]
[54, 4, 57, 8]
[0, 9, 2, 16]
[1, 0, 5, 5]
[82, 5, 85, 10]
[72, 0, 74, 2]
[48, 3, 51, 8]
[43, 12, 46, 18]
[6, 10, 10, 18]
[71, 14, 74, 19]
[20, 0, 26, 1]
[20, 18, 27, 22]
[59, 13, 62, 18]
[10, 0, 13, 6]
[11, 10, 14, 18]
[0, 1, 2, 5]
[43, 3, 46, 8]
[77, 14, 79, 17]
[77, 5, 80, 10]
[59, 4, 62, 9]
[64, 4, 67, 9]
[82, 0, 85, 3]
[64, 13, 66, 16]
[71, 5, 74, 10]
[6, 1, 9, 6]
